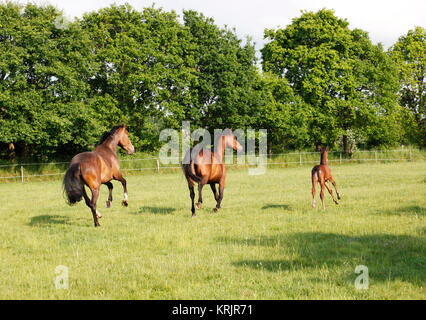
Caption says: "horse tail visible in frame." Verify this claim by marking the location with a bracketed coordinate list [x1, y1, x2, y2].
[63, 162, 84, 205]
[182, 148, 202, 183]
[311, 166, 320, 182]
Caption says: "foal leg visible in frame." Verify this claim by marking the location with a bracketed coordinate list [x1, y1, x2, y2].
[329, 177, 341, 200]
[325, 182, 339, 205]
[319, 180, 326, 210]
[213, 181, 224, 213]
[312, 175, 318, 208]
[104, 182, 113, 208]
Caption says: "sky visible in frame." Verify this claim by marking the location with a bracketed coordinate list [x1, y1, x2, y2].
[15, 0, 426, 54]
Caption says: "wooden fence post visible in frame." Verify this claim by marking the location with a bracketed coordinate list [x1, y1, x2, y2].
[299, 152, 302, 166]
[375, 151, 377, 163]
[156, 159, 160, 173]
[340, 152, 342, 164]
[21, 166, 24, 183]
[409, 150, 412, 162]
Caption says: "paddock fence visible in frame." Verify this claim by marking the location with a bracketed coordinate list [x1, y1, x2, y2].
[0, 149, 424, 183]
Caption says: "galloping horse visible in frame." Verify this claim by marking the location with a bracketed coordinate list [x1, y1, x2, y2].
[182, 129, 243, 217]
[311, 145, 341, 210]
[63, 125, 135, 227]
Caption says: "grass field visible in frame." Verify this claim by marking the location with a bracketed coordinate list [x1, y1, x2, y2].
[0, 162, 424, 299]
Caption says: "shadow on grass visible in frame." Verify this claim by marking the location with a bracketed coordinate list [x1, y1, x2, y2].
[261, 203, 291, 210]
[131, 206, 176, 215]
[29, 215, 70, 226]
[376, 205, 425, 216]
[221, 232, 425, 284]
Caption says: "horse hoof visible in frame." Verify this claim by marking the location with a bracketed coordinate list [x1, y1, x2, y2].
[122, 200, 128, 207]
[196, 202, 202, 210]
[106, 201, 111, 208]
[337, 193, 342, 200]
[96, 210, 102, 219]
[192, 213, 196, 217]
[213, 208, 218, 213]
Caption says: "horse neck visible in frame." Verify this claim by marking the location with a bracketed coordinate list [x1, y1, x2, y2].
[320, 152, 328, 165]
[98, 135, 119, 154]
[214, 136, 226, 162]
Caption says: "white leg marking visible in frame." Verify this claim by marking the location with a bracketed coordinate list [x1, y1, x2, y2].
[96, 210, 102, 218]
[124, 193, 128, 201]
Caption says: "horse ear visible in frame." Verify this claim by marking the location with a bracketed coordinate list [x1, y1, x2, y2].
[325, 146, 330, 151]
[316, 145, 322, 151]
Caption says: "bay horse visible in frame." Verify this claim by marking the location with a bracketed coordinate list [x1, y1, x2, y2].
[311, 145, 341, 210]
[63, 125, 135, 227]
[182, 129, 243, 217]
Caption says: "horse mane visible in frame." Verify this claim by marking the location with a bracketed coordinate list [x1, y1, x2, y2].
[98, 125, 125, 145]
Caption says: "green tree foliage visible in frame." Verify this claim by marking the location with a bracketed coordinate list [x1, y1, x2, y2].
[183, 10, 263, 130]
[262, 9, 400, 154]
[0, 2, 99, 158]
[389, 26, 425, 148]
[80, 4, 198, 150]
[257, 72, 311, 152]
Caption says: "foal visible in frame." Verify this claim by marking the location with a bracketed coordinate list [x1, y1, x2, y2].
[311, 146, 341, 210]
[182, 130, 243, 216]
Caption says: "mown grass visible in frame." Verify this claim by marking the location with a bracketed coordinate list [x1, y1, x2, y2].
[0, 162, 424, 299]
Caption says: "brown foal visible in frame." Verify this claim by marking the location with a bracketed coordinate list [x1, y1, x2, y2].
[63, 125, 135, 227]
[182, 130, 243, 217]
[311, 146, 341, 210]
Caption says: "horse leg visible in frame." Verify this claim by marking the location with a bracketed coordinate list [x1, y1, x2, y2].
[104, 182, 113, 208]
[319, 180, 326, 210]
[115, 173, 128, 207]
[312, 175, 318, 208]
[210, 183, 219, 201]
[325, 182, 339, 204]
[329, 177, 341, 200]
[213, 181, 224, 213]
[189, 183, 196, 217]
[196, 177, 208, 209]
[83, 187, 102, 227]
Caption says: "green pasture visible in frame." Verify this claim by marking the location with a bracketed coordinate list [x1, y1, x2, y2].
[0, 162, 424, 299]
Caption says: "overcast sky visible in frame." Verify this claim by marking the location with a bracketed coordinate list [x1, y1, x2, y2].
[15, 0, 426, 53]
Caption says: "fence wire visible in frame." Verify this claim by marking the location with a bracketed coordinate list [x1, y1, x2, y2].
[0, 149, 422, 182]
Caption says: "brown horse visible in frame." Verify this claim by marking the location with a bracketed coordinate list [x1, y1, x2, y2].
[63, 125, 135, 227]
[182, 130, 243, 217]
[311, 145, 341, 210]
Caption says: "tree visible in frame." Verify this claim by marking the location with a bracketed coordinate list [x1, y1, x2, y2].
[81, 4, 197, 150]
[389, 26, 425, 148]
[262, 9, 400, 155]
[183, 10, 263, 131]
[256, 72, 311, 152]
[0, 2, 99, 159]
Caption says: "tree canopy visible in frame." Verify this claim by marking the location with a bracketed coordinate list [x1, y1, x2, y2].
[0, 3, 423, 160]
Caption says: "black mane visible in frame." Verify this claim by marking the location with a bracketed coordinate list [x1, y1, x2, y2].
[98, 125, 125, 145]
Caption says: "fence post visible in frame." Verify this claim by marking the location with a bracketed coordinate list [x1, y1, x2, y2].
[156, 159, 160, 173]
[299, 152, 302, 166]
[340, 152, 342, 165]
[21, 166, 24, 183]
[409, 150, 412, 162]
[375, 151, 377, 163]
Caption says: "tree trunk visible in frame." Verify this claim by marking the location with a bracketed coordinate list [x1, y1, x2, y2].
[8, 142, 15, 163]
[268, 138, 272, 160]
[343, 135, 349, 158]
